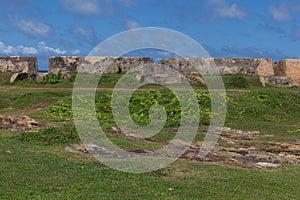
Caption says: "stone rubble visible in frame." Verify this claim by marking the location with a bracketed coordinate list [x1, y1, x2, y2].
[0, 115, 41, 131]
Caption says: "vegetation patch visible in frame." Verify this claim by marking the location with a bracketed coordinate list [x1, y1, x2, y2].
[16, 124, 79, 146]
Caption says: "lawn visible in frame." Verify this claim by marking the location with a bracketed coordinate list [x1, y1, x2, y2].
[1, 73, 300, 199]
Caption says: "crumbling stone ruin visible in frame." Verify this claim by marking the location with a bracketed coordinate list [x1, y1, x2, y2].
[1, 56, 300, 87]
[0, 56, 38, 83]
[272, 59, 300, 86]
[48, 56, 153, 74]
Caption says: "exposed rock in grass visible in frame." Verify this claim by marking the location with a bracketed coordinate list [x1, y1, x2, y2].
[0, 115, 40, 131]
[65, 126, 300, 170]
[185, 75, 206, 85]
[181, 127, 299, 169]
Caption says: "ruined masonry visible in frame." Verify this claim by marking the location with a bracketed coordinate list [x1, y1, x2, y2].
[48, 56, 153, 74]
[273, 59, 300, 86]
[0, 56, 38, 83]
[1, 56, 300, 87]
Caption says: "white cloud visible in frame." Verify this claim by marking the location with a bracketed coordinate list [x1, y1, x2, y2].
[124, 19, 141, 30]
[0, 41, 38, 55]
[0, 41, 75, 55]
[14, 18, 53, 38]
[268, 4, 292, 22]
[208, 0, 247, 20]
[38, 41, 67, 55]
[71, 49, 81, 55]
[60, 0, 100, 16]
[18, 46, 39, 54]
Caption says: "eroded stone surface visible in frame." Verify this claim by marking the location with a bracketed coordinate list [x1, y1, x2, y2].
[158, 58, 274, 76]
[0, 115, 40, 131]
[273, 59, 300, 86]
[65, 127, 300, 169]
[261, 76, 293, 87]
[0, 56, 38, 77]
[1, 56, 299, 87]
[48, 56, 153, 74]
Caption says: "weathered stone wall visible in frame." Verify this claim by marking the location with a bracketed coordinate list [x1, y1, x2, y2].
[273, 59, 300, 86]
[48, 56, 153, 74]
[135, 63, 184, 84]
[158, 58, 274, 76]
[0, 55, 299, 87]
[0, 56, 38, 76]
[261, 76, 293, 87]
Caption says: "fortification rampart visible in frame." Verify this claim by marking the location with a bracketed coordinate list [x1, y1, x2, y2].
[48, 56, 153, 74]
[1, 56, 300, 87]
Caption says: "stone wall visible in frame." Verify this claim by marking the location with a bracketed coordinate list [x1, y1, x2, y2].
[273, 59, 300, 86]
[158, 58, 274, 76]
[135, 63, 184, 84]
[0, 56, 299, 87]
[0, 56, 38, 76]
[48, 56, 153, 74]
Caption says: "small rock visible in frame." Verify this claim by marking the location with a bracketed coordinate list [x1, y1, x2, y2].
[280, 143, 292, 149]
[36, 73, 48, 82]
[4, 150, 12, 154]
[65, 144, 87, 154]
[254, 162, 282, 169]
[111, 126, 121, 133]
[63, 73, 70, 81]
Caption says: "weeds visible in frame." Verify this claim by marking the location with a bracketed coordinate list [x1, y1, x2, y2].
[16, 124, 79, 145]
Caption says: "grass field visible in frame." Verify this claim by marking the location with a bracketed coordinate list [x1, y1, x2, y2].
[1, 73, 300, 199]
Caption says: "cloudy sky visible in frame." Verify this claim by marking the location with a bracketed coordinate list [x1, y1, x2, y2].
[0, 0, 300, 70]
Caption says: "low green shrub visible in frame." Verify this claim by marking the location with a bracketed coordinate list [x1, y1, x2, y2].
[44, 97, 73, 120]
[41, 71, 63, 84]
[288, 129, 300, 134]
[17, 124, 79, 145]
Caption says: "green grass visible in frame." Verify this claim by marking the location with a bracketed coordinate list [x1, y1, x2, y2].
[1, 131, 300, 199]
[1, 74, 300, 199]
[44, 87, 300, 142]
[0, 89, 71, 114]
[0, 72, 14, 85]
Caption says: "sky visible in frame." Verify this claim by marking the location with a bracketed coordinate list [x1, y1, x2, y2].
[0, 0, 300, 70]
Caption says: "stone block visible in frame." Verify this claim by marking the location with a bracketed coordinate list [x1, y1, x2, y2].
[10, 73, 29, 83]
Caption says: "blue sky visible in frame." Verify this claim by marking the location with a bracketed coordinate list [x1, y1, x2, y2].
[0, 0, 300, 70]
